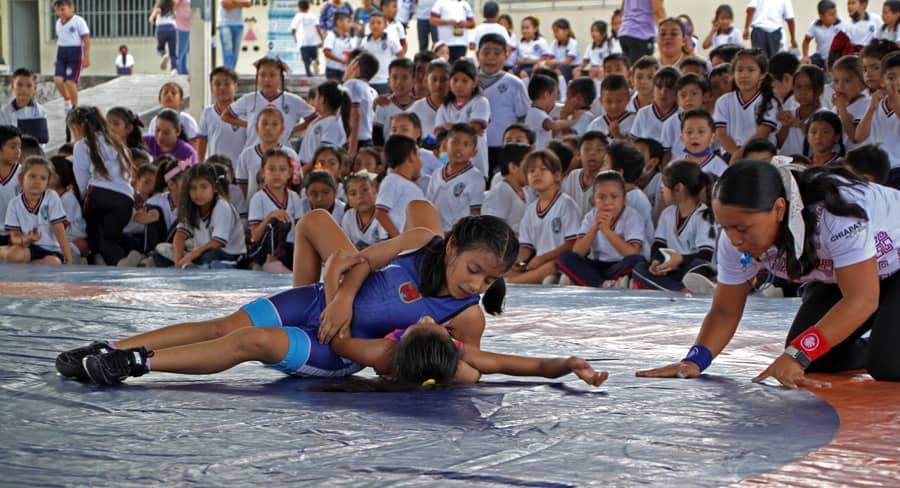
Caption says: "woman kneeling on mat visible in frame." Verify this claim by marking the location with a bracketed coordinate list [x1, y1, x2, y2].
[56, 210, 607, 390]
[639, 160, 900, 387]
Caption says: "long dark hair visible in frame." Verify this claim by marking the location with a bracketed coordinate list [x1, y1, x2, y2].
[418, 215, 518, 315]
[445, 58, 482, 106]
[107, 106, 146, 150]
[664, 160, 716, 237]
[66, 106, 132, 181]
[731, 49, 781, 126]
[158, 0, 174, 17]
[316, 79, 352, 136]
[714, 160, 869, 279]
[178, 163, 224, 229]
[802, 111, 846, 157]
[50, 155, 81, 202]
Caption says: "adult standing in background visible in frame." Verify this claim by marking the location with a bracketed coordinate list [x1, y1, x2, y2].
[415, 0, 438, 52]
[619, 0, 666, 66]
[430, 0, 474, 62]
[219, 0, 252, 70]
[174, 0, 191, 74]
[744, 0, 798, 59]
[320, 0, 355, 40]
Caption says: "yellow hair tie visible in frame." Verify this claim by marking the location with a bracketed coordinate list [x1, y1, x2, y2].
[421, 378, 436, 387]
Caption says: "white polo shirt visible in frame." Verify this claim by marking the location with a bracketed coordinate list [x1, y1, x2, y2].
[747, 0, 795, 32]
[360, 33, 403, 85]
[56, 15, 90, 47]
[431, 0, 474, 47]
[806, 19, 842, 59]
[841, 12, 883, 46]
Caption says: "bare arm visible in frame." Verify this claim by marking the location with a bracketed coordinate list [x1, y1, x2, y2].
[651, 0, 666, 22]
[855, 91, 883, 143]
[461, 348, 607, 386]
[51, 223, 73, 265]
[374, 208, 401, 238]
[220, 110, 248, 129]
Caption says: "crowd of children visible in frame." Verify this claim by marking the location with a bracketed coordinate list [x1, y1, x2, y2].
[2, 0, 900, 299]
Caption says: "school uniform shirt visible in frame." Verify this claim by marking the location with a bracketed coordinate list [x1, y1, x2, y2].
[323, 31, 357, 72]
[517, 37, 552, 63]
[844, 94, 872, 151]
[373, 95, 416, 133]
[629, 103, 679, 140]
[806, 19, 842, 60]
[248, 186, 304, 243]
[73, 136, 134, 200]
[298, 114, 347, 164]
[747, 0, 794, 33]
[4, 190, 68, 253]
[629, 92, 647, 115]
[519, 190, 580, 255]
[0, 163, 21, 238]
[410, 98, 441, 144]
[0, 99, 49, 144]
[375, 171, 427, 231]
[481, 72, 530, 148]
[59, 189, 86, 256]
[643, 172, 664, 223]
[434, 96, 492, 177]
[469, 22, 509, 50]
[586, 111, 635, 141]
[551, 39, 580, 67]
[115, 53, 135, 74]
[718, 181, 900, 285]
[290, 12, 320, 48]
[343, 78, 375, 142]
[236, 144, 299, 198]
[505, 34, 520, 68]
[360, 33, 403, 85]
[176, 198, 246, 256]
[341, 208, 388, 248]
[229, 183, 248, 223]
[711, 28, 744, 48]
[299, 197, 345, 223]
[713, 90, 780, 149]
[876, 25, 900, 42]
[627, 187, 655, 256]
[420, 148, 442, 176]
[680, 152, 730, 178]
[561, 169, 595, 218]
[149, 111, 200, 141]
[577, 206, 647, 261]
[425, 162, 485, 232]
[571, 110, 596, 136]
[525, 105, 552, 149]
[430, 0, 474, 47]
[482, 180, 535, 234]
[870, 99, 900, 169]
[144, 191, 179, 232]
[659, 109, 687, 156]
[779, 104, 828, 156]
[56, 14, 90, 47]
[840, 12, 883, 46]
[198, 103, 248, 165]
[582, 40, 623, 67]
[653, 203, 716, 265]
[227, 91, 316, 148]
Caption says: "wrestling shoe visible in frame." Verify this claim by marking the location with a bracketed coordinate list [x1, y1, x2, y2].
[83, 347, 154, 385]
[683, 272, 716, 295]
[56, 341, 115, 381]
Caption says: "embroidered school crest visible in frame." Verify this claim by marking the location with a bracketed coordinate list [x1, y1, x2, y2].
[314, 126, 322, 136]
[40, 206, 49, 221]
[466, 107, 473, 118]
[398, 282, 422, 303]
[551, 217, 562, 234]
[498, 83, 508, 93]
[453, 182, 465, 197]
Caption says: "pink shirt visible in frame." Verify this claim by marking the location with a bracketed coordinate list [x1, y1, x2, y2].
[175, 0, 191, 31]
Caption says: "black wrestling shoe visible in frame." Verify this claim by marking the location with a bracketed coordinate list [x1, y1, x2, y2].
[83, 347, 154, 385]
[56, 341, 115, 381]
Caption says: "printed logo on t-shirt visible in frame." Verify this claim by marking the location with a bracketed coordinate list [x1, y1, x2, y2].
[40, 206, 49, 221]
[398, 281, 422, 303]
[830, 221, 866, 242]
[551, 216, 562, 234]
[498, 84, 508, 93]
[453, 182, 465, 197]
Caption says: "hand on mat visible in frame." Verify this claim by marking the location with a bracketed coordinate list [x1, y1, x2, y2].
[568, 357, 608, 387]
[753, 354, 831, 389]
[635, 361, 701, 379]
[318, 295, 353, 344]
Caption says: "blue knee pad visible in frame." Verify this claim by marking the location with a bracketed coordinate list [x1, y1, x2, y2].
[263, 326, 312, 375]
[241, 298, 282, 327]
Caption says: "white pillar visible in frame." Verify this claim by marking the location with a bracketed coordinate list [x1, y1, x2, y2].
[188, 4, 211, 121]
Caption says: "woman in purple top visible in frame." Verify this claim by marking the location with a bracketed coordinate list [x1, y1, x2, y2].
[619, 0, 667, 65]
[143, 109, 198, 164]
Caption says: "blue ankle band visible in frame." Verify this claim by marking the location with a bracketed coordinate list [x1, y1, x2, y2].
[682, 344, 713, 372]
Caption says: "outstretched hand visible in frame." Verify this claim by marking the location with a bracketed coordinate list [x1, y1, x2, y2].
[753, 354, 831, 389]
[567, 357, 608, 387]
[636, 361, 701, 379]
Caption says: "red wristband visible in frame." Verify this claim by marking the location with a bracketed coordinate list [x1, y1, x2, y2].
[790, 326, 831, 362]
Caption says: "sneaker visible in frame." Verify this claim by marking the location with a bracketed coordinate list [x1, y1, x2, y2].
[138, 256, 155, 268]
[56, 341, 115, 381]
[262, 260, 291, 273]
[758, 283, 784, 297]
[683, 272, 716, 295]
[541, 274, 561, 285]
[154, 243, 175, 262]
[160, 53, 169, 70]
[614, 275, 632, 289]
[83, 347, 154, 385]
[64, 100, 73, 113]
[92, 254, 107, 266]
[117, 250, 143, 267]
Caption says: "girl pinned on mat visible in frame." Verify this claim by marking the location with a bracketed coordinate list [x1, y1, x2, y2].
[56, 209, 607, 390]
[638, 160, 900, 386]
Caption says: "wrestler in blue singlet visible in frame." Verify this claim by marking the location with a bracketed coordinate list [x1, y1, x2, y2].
[240, 238, 479, 377]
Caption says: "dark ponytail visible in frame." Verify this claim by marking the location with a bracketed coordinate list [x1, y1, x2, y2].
[802, 111, 846, 158]
[715, 160, 868, 279]
[665, 160, 716, 237]
[107, 106, 146, 150]
[417, 215, 518, 315]
[756, 73, 780, 126]
[66, 105, 132, 181]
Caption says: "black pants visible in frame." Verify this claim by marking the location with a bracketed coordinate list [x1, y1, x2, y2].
[84, 187, 132, 265]
[248, 221, 294, 268]
[750, 28, 782, 59]
[619, 36, 655, 66]
[487, 146, 503, 186]
[449, 45, 467, 63]
[300, 46, 319, 76]
[555, 253, 645, 287]
[325, 67, 345, 81]
[786, 272, 900, 381]
[632, 257, 714, 291]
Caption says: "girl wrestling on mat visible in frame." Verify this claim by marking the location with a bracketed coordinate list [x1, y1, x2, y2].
[56, 204, 606, 390]
[639, 160, 900, 387]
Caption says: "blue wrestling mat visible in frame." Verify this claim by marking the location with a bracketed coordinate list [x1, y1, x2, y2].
[0, 264, 838, 486]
